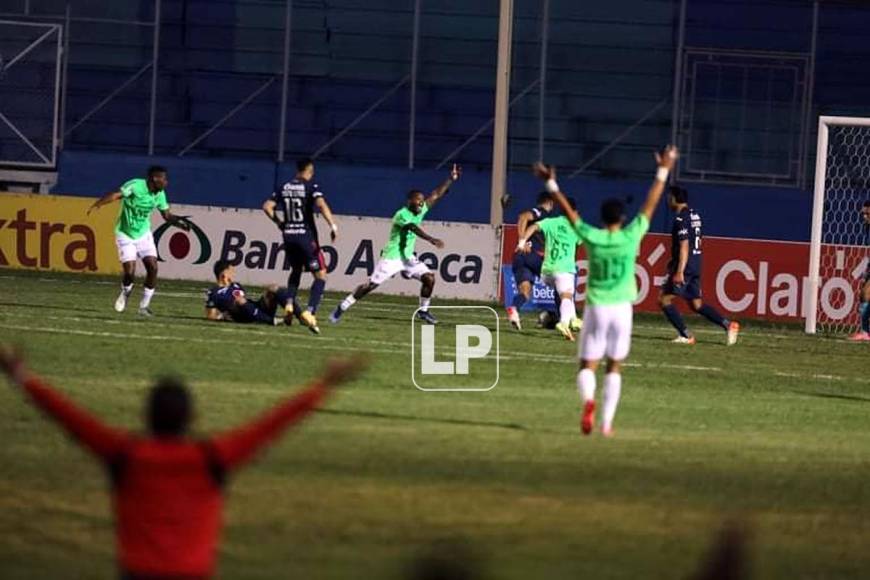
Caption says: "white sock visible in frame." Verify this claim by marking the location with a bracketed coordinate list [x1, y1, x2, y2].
[577, 368, 596, 403]
[340, 294, 356, 312]
[602, 373, 622, 429]
[559, 297, 576, 325]
[140, 287, 155, 309]
[122, 284, 133, 296]
[419, 297, 431, 312]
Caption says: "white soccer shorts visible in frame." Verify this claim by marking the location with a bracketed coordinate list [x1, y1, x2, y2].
[370, 257, 430, 285]
[578, 302, 634, 361]
[541, 272, 576, 295]
[115, 231, 157, 263]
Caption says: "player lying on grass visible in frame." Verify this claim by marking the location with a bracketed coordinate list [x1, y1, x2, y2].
[658, 185, 739, 345]
[533, 145, 678, 436]
[205, 259, 300, 325]
[517, 196, 583, 341]
[88, 166, 193, 317]
[506, 191, 555, 330]
[330, 164, 461, 326]
[848, 200, 870, 341]
[0, 344, 367, 580]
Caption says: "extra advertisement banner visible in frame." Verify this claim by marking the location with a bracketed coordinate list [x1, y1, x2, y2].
[0, 193, 121, 274]
[501, 224, 867, 325]
[154, 204, 502, 300]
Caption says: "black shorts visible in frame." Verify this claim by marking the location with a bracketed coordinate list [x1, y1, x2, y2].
[512, 251, 544, 285]
[662, 273, 702, 301]
[283, 233, 325, 273]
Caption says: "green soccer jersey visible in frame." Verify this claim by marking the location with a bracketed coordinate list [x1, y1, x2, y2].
[381, 203, 429, 260]
[573, 214, 649, 305]
[115, 178, 169, 239]
[538, 216, 582, 275]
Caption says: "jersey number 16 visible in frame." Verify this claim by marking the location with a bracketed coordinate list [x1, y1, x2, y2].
[283, 197, 304, 223]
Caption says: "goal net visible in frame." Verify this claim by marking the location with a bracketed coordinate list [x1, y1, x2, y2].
[806, 116, 870, 335]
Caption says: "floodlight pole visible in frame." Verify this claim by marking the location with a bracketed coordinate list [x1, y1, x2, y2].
[490, 0, 513, 226]
[538, 0, 549, 161]
[148, 0, 161, 155]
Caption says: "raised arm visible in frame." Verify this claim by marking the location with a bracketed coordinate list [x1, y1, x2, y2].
[209, 355, 368, 471]
[639, 145, 679, 222]
[425, 164, 461, 210]
[406, 224, 444, 249]
[532, 163, 580, 225]
[315, 197, 339, 242]
[87, 191, 122, 215]
[0, 345, 131, 461]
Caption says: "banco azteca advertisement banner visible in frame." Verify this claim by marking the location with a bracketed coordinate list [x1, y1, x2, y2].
[0, 193, 121, 274]
[154, 204, 502, 300]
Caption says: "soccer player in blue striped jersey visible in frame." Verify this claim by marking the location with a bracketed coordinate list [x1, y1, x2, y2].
[507, 192, 554, 330]
[848, 200, 870, 341]
[263, 158, 339, 335]
[658, 186, 739, 345]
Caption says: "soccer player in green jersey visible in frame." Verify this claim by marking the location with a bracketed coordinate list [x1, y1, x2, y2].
[330, 165, 461, 325]
[518, 197, 583, 341]
[88, 166, 190, 316]
[533, 145, 679, 436]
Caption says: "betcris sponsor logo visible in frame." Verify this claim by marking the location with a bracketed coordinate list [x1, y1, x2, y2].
[501, 266, 559, 310]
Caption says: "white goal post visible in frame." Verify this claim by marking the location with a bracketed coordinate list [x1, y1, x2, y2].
[806, 115, 870, 334]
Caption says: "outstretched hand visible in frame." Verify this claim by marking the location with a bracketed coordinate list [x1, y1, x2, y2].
[532, 162, 555, 181]
[320, 354, 370, 388]
[655, 145, 679, 171]
[0, 344, 26, 382]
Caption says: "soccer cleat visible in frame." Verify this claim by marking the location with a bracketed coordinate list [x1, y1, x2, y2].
[299, 310, 320, 334]
[555, 322, 575, 341]
[672, 335, 696, 345]
[847, 331, 870, 341]
[137, 307, 154, 317]
[727, 321, 741, 346]
[507, 307, 522, 331]
[581, 400, 596, 435]
[114, 291, 129, 313]
[569, 317, 583, 332]
[417, 310, 439, 325]
[601, 425, 615, 438]
[329, 306, 343, 324]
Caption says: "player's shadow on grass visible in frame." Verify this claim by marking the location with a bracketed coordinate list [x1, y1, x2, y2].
[318, 408, 527, 431]
[794, 390, 870, 403]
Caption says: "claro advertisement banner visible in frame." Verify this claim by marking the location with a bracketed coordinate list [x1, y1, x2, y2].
[0, 193, 120, 274]
[154, 204, 502, 300]
[501, 225, 867, 325]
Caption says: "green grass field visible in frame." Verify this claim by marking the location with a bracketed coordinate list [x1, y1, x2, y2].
[0, 270, 868, 579]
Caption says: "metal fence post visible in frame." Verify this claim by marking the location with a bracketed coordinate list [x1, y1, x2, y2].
[148, 0, 161, 155]
[277, 0, 293, 162]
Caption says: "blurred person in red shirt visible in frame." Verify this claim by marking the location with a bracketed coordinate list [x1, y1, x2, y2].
[0, 344, 366, 580]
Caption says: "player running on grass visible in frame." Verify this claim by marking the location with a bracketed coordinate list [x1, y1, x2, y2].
[517, 197, 583, 341]
[330, 164, 461, 325]
[262, 158, 339, 335]
[658, 185, 739, 345]
[533, 145, 678, 437]
[87, 166, 191, 316]
[0, 344, 367, 580]
[506, 191, 555, 330]
[205, 259, 301, 325]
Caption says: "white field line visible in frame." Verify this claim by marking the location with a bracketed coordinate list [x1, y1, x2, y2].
[0, 320, 724, 372]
